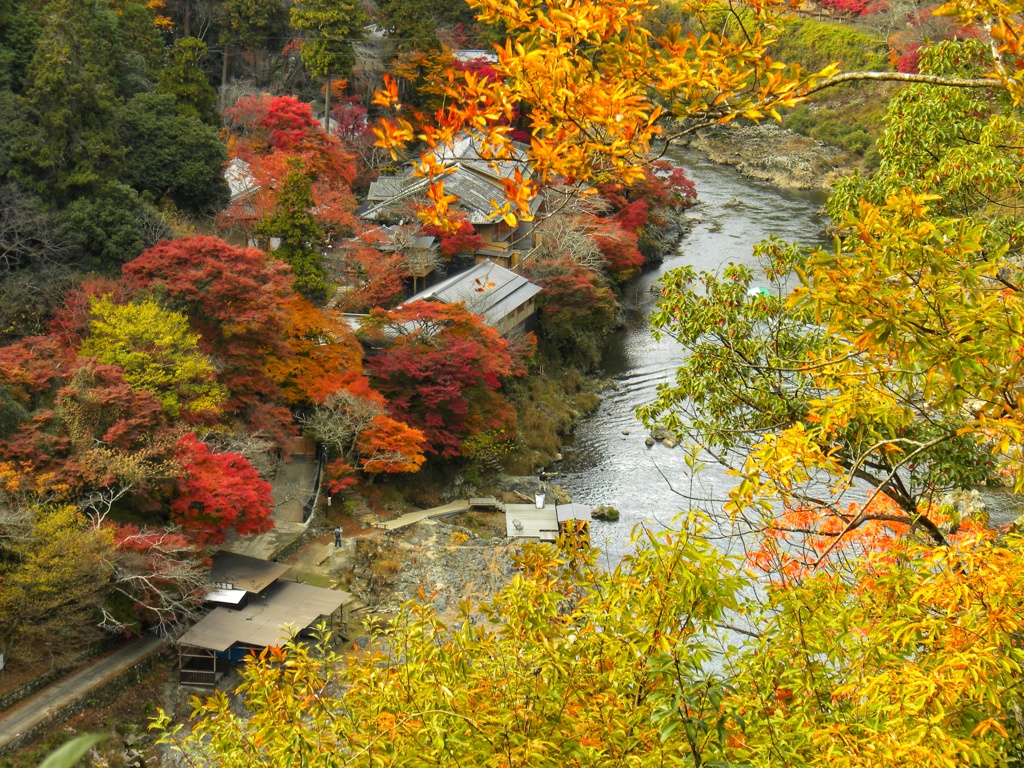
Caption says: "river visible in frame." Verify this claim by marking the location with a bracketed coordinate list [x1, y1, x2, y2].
[556, 149, 831, 565]
[557, 149, 1024, 564]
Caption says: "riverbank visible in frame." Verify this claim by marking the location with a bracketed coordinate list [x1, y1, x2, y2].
[685, 122, 856, 192]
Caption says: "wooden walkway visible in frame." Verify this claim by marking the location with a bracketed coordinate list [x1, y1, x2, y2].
[373, 500, 472, 531]
[373, 497, 505, 531]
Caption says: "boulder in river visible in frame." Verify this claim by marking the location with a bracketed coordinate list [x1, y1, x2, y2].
[591, 505, 620, 522]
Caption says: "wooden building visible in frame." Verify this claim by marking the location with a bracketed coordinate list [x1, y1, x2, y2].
[405, 260, 541, 338]
[177, 552, 350, 687]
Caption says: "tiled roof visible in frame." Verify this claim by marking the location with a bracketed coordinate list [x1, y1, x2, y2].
[361, 165, 532, 224]
[225, 158, 260, 203]
[360, 134, 536, 223]
[366, 176, 415, 202]
[407, 260, 541, 328]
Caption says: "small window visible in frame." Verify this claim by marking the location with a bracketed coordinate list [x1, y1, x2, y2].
[494, 220, 513, 242]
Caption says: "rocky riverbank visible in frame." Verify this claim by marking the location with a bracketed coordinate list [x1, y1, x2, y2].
[686, 122, 855, 192]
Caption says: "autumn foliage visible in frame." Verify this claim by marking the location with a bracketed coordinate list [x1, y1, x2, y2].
[354, 414, 428, 474]
[264, 296, 365, 405]
[422, 218, 486, 257]
[333, 236, 411, 313]
[220, 94, 359, 241]
[170, 433, 274, 545]
[525, 256, 619, 369]
[363, 301, 518, 457]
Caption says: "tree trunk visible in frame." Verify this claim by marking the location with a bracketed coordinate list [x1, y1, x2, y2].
[220, 46, 230, 111]
[183, 0, 191, 37]
[324, 71, 332, 134]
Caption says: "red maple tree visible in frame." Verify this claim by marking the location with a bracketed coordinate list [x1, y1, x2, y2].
[122, 236, 296, 443]
[170, 433, 274, 545]
[362, 301, 518, 457]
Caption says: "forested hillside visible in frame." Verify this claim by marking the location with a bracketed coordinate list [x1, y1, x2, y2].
[0, 0, 695, 673]
[167, 0, 1024, 763]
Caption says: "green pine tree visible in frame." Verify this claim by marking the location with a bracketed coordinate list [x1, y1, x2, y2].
[26, 0, 123, 196]
[257, 160, 331, 301]
[156, 37, 219, 126]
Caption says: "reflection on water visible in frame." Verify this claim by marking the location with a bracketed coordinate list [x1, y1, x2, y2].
[556, 150, 831, 564]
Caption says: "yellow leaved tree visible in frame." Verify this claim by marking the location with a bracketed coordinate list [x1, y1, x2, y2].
[156, 522, 1024, 766]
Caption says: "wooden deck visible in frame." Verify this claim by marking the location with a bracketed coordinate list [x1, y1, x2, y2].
[504, 504, 560, 541]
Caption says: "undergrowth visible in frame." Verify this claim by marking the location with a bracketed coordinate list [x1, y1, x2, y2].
[503, 364, 601, 475]
[770, 19, 894, 168]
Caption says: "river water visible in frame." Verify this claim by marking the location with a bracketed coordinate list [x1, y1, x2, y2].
[557, 149, 1024, 564]
[556, 149, 832, 565]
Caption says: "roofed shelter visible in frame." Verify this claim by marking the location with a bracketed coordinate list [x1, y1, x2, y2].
[178, 552, 351, 686]
[208, 550, 289, 594]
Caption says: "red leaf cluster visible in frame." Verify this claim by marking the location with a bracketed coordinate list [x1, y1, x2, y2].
[363, 301, 517, 457]
[595, 231, 644, 282]
[0, 352, 172, 492]
[260, 96, 321, 150]
[334, 237, 410, 312]
[123, 236, 297, 440]
[895, 42, 924, 73]
[422, 219, 485, 257]
[221, 95, 359, 237]
[325, 458, 357, 495]
[170, 433, 274, 545]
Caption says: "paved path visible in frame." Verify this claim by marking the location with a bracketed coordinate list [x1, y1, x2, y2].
[222, 455, 318, 560]
[0, 635, 168, 753]
[374, 501, 472, 531]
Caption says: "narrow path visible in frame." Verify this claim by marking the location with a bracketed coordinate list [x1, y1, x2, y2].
[373, 501, 473, 531]
[0, 635, 168, 753]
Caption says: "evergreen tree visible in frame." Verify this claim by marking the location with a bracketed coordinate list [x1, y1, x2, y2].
[120, 91, 229, 214]
[156, 37, 219, 126]
[0, 91, 38, 186]
[222, 0, 288, 54]
[377, 0, 442, 53]
[256, 160, 330, 301]
[26, 0, 124, 197]
[0, 0, 41, 92]
[57, 181, 170, 271]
